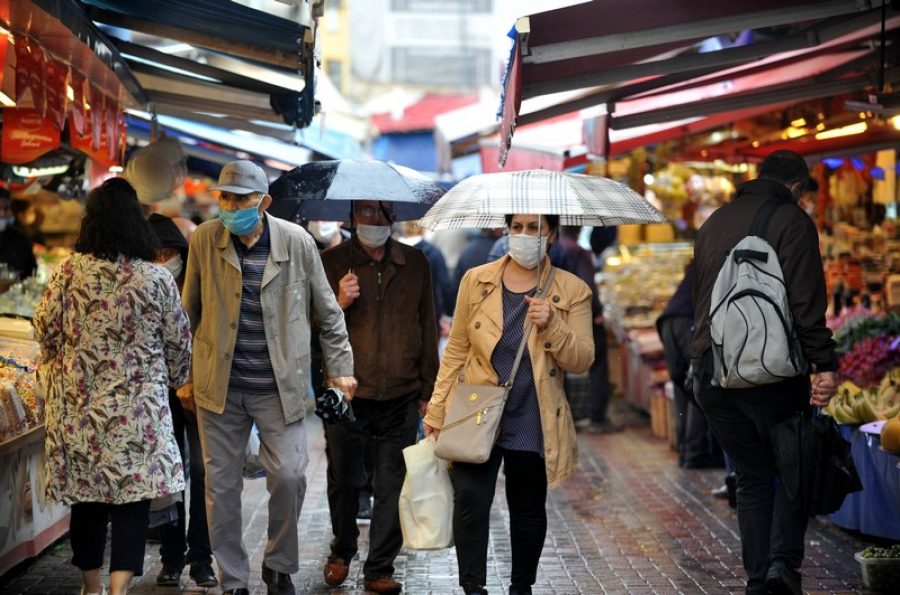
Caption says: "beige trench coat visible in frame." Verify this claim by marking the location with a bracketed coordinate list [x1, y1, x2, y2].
[424, 256, 594, 488]
[181, 213, 354, 423]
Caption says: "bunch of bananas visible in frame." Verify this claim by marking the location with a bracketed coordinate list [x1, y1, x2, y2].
[824, 371, 900, 425]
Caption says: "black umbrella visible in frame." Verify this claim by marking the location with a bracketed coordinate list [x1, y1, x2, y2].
[267, 159, 445, 222]
[770, 409, 863, 516]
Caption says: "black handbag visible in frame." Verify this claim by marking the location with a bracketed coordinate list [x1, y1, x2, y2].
[769, 408, 863, 516]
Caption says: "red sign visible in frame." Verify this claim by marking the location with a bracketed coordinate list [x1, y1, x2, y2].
[0, 109, 62, 164]
[45, 60, 69, 131]
[0, 30, 7, 92]
[28, 46, 47, 116]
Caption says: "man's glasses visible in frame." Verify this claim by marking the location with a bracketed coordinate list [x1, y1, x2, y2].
[354, 205, 394, 221]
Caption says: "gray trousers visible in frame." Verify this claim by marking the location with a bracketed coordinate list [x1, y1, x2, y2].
[197, 390, 308, 590]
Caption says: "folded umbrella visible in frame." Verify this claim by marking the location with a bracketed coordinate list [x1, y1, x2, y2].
[267, 159, 445, 222]
[770, 409, 863, 516]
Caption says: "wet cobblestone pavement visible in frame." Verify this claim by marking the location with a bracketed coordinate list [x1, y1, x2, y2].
[0, 402, 877, 594]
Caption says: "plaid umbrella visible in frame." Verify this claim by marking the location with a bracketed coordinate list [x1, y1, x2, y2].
[268, 159, 445, 223]
[417, 170, 667, 231]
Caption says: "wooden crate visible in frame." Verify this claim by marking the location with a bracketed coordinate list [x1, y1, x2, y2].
[650, 391, 668, 439]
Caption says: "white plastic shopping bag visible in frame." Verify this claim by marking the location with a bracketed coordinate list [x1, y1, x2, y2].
[399, 436, 454, 549]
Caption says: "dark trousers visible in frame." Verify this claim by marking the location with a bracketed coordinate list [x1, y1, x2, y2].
[325, 393, 420, 579]
[452, 447, 548, 590]
[659, 317, 720, 466]
[589, 323, 611, 423]
[159, 393, 212, 568]
[70, 499, 152, 575]
[696, 375, 811, 594]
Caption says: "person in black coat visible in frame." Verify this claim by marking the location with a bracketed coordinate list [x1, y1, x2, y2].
[0, 191, 37, 281]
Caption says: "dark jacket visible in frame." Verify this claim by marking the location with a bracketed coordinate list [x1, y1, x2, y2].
[0, 226, 37, 280]
[321, 237, 439, 400]
[690, 178, 835, 371]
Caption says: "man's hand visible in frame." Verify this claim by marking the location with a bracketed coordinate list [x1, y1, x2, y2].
[327, 376, 358, 400]
[423, 422, 440, 440]
[338, 270, 360, 309]
[810, 371, 837, 406]
[524, 295, 553, 331]
[176, 382, 196, 417]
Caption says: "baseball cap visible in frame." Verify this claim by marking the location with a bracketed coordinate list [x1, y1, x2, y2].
[211, 160, 269, 195]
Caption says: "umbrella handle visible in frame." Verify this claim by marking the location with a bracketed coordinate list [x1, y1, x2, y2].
[537, 214, 542, 293]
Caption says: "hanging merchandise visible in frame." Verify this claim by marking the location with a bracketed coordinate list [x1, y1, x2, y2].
[28, 45, 47, 117]
[0, 109, 62, 164]
[88, 85, 105, 151]
[105, 101, 118, 162]
[68, 111, 118, 170]
[70, 71, 87, 135]
[45, 60, 69, 131]
[13, 38, 32, 105]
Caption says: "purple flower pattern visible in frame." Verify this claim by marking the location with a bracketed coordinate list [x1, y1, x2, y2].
[34, 254, 192, 505]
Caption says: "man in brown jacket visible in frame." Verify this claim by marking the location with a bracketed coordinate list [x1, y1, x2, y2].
[319, 200, 439, 594]
[690, 150, 836, 595]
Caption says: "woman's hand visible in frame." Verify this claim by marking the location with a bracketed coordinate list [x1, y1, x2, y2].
[423, 422, 440, 440]
[524, 295, 553, 331]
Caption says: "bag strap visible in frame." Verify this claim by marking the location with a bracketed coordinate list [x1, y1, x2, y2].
[749, 198, 788, 239]
[504, 266, 557, 388]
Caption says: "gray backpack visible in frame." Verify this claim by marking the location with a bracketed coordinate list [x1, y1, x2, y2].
[709, 199, 807, 388]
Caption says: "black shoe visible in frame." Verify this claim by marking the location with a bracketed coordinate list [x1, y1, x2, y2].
[222, 590, 250, 595]
[463, 585, 488, 595]
[725, 473, 737, 509]
[765, 560, 801, 595]
[156, 565, 182, 586]
[189, 561, 218, 587]
[262, 564, 296, 595]
[509, 586, 532, 595]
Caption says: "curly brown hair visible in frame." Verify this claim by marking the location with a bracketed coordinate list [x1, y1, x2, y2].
[74, 178, 159, 261]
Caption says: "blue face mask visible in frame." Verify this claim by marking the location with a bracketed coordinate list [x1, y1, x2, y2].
[220, 195, 263, 236]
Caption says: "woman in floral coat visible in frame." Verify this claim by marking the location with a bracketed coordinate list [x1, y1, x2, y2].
[33, 178, 192, 595]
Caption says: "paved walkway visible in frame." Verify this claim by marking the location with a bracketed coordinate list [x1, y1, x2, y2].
[0, 402, 875, 594]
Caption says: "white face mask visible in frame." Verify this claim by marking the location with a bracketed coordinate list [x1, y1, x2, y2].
[0, 216, 13, 232]
[309, 221, 339, 244]
[356, 224, 391, 248]
[507, 233, 548, 270]
[162, 254, 183, 280]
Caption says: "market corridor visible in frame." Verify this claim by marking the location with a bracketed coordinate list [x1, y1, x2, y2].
[1, 404, 870, 595]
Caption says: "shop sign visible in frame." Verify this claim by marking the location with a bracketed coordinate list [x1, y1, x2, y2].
[45, 61, 69, 131]
[0, 109, 61, 164]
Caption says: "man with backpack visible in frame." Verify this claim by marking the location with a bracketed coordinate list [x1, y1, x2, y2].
[689, 150, 837, 595]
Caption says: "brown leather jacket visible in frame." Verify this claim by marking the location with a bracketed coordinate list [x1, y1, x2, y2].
[321, 237, 439, 400]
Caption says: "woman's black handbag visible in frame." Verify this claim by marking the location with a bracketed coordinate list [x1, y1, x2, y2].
[769, 409, 863, 516]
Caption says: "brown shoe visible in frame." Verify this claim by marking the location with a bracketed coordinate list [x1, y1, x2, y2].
[363, 576, 402, 593]
[323, 556, 349, 587]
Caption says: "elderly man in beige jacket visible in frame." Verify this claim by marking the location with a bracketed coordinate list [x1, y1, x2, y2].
[179, 160, 356, 595]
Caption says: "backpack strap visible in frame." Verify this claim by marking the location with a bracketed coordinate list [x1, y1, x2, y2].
[749, 198, 789, 239]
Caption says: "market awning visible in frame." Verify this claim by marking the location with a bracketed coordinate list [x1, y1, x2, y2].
[498, 0, 897, 164]
[80, 0, 321, 129]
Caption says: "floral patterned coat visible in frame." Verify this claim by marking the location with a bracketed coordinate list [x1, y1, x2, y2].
[33, 254, 192, 505]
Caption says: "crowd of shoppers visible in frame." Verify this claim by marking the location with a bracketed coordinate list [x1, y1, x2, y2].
[24, 147, 836, 595]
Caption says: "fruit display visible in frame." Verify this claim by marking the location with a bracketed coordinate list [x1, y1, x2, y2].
[836, 335, 900, 388]
[832, 310, 900, 356]
[824, 374, 900, 425]
[0, 337, 42, 443]
[856, 547, 900, 592]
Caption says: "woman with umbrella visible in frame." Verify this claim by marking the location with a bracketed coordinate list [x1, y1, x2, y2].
[419, 170, 666, 595]
[423, 212, 594, 595]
